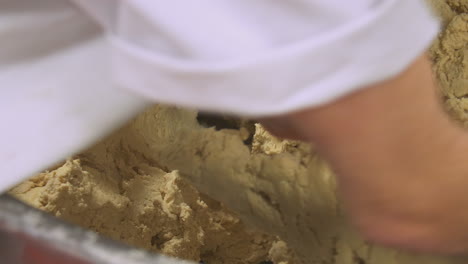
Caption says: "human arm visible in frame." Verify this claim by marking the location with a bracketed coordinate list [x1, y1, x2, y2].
[263, 55, 468, 254]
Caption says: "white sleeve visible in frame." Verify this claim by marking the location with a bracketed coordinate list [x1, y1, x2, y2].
[55, 1, 443, 116]
[0, 0, 440, 192]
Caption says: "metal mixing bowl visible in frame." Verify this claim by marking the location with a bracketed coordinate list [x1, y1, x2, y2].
[0, 195, 193, 264]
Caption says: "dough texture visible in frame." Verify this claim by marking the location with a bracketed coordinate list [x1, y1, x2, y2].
[432, 0, 468, 126]
[11, 128, 292, 264]
[10, 1, 468, 263]
[10, 105, 463, 264]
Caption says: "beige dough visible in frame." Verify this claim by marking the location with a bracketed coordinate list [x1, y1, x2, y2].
[432, 1, 468, 127]
[10, 1, 468, 263]
[10, 128, 296, 264]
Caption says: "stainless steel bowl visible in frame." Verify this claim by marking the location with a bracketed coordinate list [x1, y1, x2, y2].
[0, 195, 193, 264]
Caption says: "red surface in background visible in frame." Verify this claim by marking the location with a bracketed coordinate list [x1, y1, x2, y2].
[22, 238, 89, 264]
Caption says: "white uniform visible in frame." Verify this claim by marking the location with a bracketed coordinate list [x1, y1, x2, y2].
[0, 0, 439, 191]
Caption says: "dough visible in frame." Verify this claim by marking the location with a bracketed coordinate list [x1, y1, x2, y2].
[11, 130, 295, 264]
[10, 1, 468, 263]
[432, 2, 468, 126]
[10, 105, 462, 264]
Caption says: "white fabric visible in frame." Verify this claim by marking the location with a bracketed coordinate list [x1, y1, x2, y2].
[1, 0, 439, 117]
[0, 0, 150, 192]
[0, 0, 439, 192]
[75, 0, 439, 116]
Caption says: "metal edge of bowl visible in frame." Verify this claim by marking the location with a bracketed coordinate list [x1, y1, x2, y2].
[0, 194, 194, 264]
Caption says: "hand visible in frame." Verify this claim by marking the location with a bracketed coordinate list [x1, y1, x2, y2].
[260, 54, 468, 255]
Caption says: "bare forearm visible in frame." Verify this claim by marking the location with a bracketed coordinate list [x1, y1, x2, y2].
[266, 55, 468, 254]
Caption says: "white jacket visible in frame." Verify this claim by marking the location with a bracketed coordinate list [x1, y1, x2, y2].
[3, 0, 439, 115]
[0, 0, 439, 191]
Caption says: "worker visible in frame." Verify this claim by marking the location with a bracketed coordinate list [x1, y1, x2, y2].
[0, 0, 460, 255]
